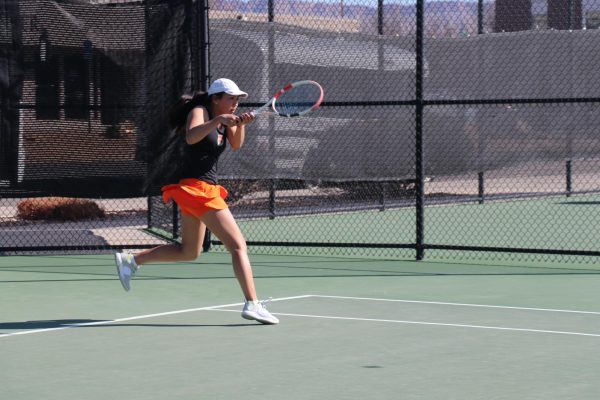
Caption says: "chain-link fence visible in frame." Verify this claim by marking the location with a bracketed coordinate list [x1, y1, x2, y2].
[0, 0, 177, 253]
[2, 0, 600, 264]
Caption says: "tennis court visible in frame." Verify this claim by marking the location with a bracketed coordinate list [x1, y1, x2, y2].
[2, 252, 600, 399]
[3, 0, 600, 399]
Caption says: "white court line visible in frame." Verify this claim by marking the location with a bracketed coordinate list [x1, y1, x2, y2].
[0, 295, 311, 339]
[209, 309, 600, 338]
[311, 295, 600, 316]
[5, 294, 599, 339]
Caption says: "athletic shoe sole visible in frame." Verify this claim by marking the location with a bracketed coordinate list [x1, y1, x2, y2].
[114, 253, 131, 292]
[242, 311, 279, 325]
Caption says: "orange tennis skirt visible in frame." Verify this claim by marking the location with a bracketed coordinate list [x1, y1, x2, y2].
[162, 178, 228, 218]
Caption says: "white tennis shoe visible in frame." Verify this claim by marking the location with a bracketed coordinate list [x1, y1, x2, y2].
[115, 252, 138, 291]
[241, 299, 279, 325]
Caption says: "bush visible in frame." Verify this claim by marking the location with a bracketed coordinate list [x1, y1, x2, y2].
[17, 197, 106, 221]
[220, 179, 270, 203]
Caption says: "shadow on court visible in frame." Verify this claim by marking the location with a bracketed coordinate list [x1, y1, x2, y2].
[0, 319, 261, 333]
[0, 319, 109, 330]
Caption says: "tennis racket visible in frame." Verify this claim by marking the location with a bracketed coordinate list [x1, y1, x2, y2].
[250, 80, 324, 118]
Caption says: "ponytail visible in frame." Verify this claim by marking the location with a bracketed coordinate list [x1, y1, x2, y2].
[167, 91, 211, 130]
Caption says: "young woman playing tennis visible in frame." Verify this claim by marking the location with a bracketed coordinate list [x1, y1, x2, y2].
[114, 78, 279, 325]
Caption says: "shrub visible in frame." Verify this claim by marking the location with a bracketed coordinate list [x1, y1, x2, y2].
[220, 179, 270, 203]
[17, 197, 106, 221]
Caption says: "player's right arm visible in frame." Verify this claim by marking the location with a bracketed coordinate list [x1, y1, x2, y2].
[185, 107, 239, 145]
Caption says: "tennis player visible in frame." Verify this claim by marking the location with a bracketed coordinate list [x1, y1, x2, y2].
[115, 78, 279, 325]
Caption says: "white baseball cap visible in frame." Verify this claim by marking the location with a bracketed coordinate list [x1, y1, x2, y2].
[207, 78, 248, 97]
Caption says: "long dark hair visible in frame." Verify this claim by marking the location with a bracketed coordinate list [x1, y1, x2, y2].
[143, 91, 212, 193]
[167, 90, 214, 130]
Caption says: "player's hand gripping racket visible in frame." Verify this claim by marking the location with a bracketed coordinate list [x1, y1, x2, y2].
[250, 80, 324, 118]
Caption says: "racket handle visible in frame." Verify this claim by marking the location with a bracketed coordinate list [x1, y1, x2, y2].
[250, 101, 272, 118]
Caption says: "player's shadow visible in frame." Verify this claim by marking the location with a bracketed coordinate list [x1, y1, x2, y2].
[0, 319, 259, 331]
[96, 323, 258, 328]
[0, 319, 107, 329]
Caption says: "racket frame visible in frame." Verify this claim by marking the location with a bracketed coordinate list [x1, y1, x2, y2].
[250, 80, 323, 118]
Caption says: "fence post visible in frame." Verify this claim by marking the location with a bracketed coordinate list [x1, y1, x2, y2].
[379, 182, 386, 211]
[198, 0, 210, 89]
[269, 179, 277, 219]
[377, 0, 384, 35]
[147, 196, 152, 229]
[377, 0, 384, 70]
[267, 0, 277, 220]
[172, 203, 180, 240]
[566, 160, 573, 197]
[415, 0, 425, 261]
[477, 1, 485, 205]
[197, 0, 212, 251]
[477, 0, 484, 34]
[478, 171, 485, 204]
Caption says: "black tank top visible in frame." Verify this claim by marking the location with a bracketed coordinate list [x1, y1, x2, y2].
[180, 110, 227, 184]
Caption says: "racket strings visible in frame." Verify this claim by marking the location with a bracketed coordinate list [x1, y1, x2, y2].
[274, 84, 322, 116]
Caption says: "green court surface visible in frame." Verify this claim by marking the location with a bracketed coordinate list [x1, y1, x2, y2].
[2, 253, 600, 399]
